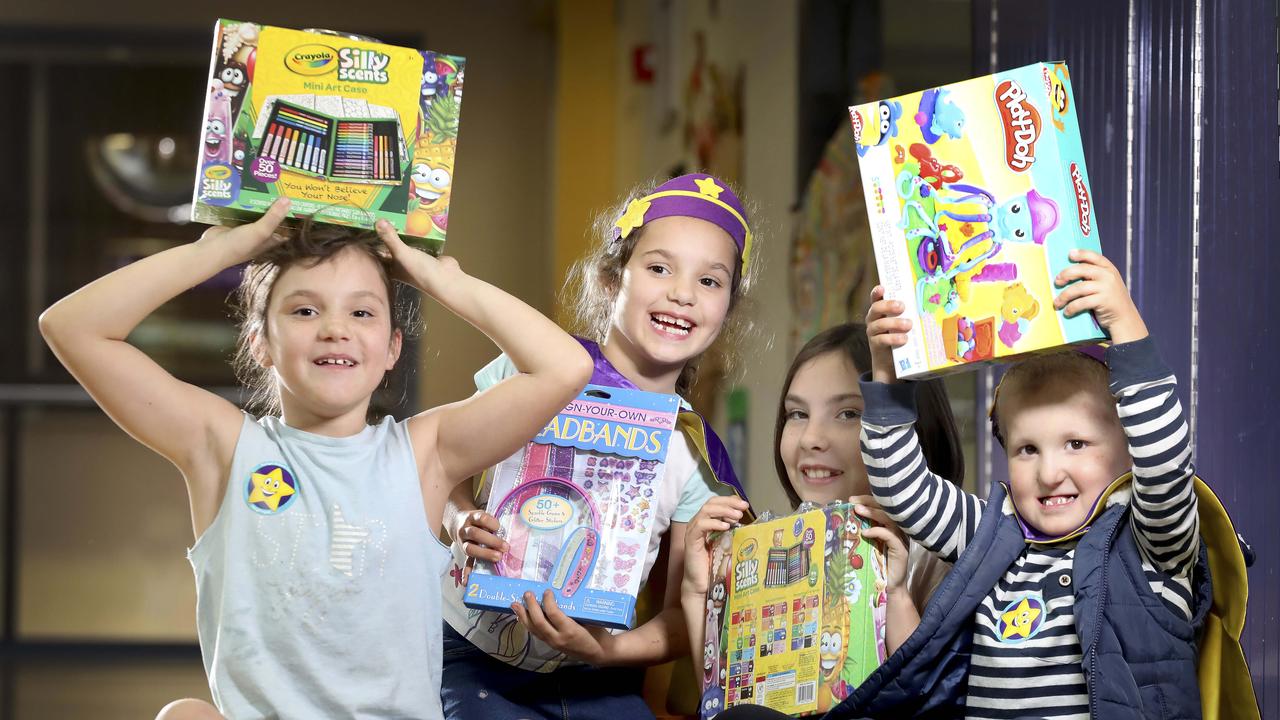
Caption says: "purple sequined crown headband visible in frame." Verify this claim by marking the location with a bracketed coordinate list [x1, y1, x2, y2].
[611, 173, 753, 267]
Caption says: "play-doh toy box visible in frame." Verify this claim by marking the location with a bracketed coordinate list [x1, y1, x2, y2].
[464, 385, 679, 630]
[192, 20, 465, 254]
[849, 62, 1105, 378]
[700, 504, 888, 719]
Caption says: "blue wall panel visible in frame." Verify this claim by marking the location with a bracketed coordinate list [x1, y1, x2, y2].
[1198, 0, 1280, 709]
[977, 0, 1278, 709]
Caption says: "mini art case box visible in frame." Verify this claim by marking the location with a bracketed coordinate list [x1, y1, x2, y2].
[849, 62, 1105, 378]
[192, 20, 465, 253]
[700, 504, 888, 718]
[464, 385, 679, 630]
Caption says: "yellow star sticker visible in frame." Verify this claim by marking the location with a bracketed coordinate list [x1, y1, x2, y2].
[248, 467, 295, 511]
[614, 198, 651, 240]
[1001, 597, 1042, 639]
[694, 176, 724, 198]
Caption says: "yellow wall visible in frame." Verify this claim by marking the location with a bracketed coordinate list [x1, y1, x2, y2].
[553, 0, 617, 306]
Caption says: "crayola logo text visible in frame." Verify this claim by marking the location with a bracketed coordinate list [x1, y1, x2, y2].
[996, 80, 1041, 172]
[284, 44, 339, 76]
[1071, 163, 1092, 236]
[203, 165, 232, 180]
[536, 417, 665, 456]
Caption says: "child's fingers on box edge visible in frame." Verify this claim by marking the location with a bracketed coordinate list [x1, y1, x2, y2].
[461, 524, 503, 545]
[1061, 296, 1101, 318]
[468, 511, 501, 531]
[1069, 247, 1112, 267]
[463, 545, 503, 563]
[1054, 281, 1096, 308]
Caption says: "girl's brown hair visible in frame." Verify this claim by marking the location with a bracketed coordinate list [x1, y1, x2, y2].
[773, 322, 965, 508]
[560, 177, 761, 397]
[231, 216, 417, 419]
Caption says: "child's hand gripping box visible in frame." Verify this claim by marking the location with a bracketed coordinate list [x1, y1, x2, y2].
[464, 385, 679, 630]
[192, 20, 464, 253]
[849, 62, 1105, 378]
[700, 504, 888, 718]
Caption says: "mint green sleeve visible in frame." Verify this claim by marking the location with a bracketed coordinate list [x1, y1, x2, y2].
[673, 458, 735, 523]
[473, 353, 518, 392]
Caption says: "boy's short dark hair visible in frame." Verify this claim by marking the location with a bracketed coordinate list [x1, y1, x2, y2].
[990, 350, 1113, 449]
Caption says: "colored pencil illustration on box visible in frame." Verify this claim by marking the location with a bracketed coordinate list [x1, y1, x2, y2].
[850, 62, 1106, 378]
[193, 19, 465, 253]
[700, 505, 887, 718]
[464, 385, 679, 630]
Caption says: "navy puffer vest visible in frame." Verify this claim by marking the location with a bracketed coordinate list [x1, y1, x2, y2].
[825, 481, 1211, 720]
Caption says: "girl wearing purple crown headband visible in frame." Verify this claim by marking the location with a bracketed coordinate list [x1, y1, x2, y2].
[439, 173, 758, 719]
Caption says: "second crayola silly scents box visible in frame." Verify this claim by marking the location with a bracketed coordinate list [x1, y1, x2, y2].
[700, 505, 888, 718]
[192, 20, 464, 253]
[849, 62, 1105, 378]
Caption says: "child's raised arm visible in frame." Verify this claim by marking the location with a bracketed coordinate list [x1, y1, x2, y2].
[39, 199, 293, 535]
[379, 223, 592, 530]
[863, 286, 985, 562]
[1054, 249, 1199, 583]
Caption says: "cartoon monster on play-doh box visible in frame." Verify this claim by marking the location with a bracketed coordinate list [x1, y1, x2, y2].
[915, 87, 966, 143]
[851, 100, 903, 157]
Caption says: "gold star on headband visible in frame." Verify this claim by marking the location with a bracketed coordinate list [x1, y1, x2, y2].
[614, 198, 651, 240]
[694, 177, 724, 199]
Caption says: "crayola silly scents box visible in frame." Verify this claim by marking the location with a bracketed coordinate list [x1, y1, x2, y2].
[463, 385, 679, 630]
[192, 20, 464, 253]
[849, 62, 1105, 378]
[700, 505, 888, 718]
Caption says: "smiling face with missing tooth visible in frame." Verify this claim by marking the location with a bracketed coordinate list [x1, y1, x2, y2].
[1000, 374, 1132, 537]
[602, 216, 736, 387]
[255, 245, 402, 428]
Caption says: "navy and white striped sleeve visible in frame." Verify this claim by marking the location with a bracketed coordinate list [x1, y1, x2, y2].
[859, 378, 984, 563]
[1108, 338, 1199, 579]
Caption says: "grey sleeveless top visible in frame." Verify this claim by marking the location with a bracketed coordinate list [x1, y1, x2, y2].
[189, 414, 449, 719]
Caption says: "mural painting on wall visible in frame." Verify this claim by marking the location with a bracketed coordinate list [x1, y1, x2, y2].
[682, 29, 744, 184]
[789, 73, 893, 355]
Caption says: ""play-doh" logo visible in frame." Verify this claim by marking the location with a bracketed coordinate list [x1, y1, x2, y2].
[284, 44, 338, 76]
[996, 80, 1041, 172]
[849, 107, 865, 145]
[1070, 163, 1092, 236]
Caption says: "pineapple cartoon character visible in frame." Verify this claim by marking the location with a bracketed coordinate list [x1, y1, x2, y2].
[406, 140, 455, 238]
[817, 595, 852, 711]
